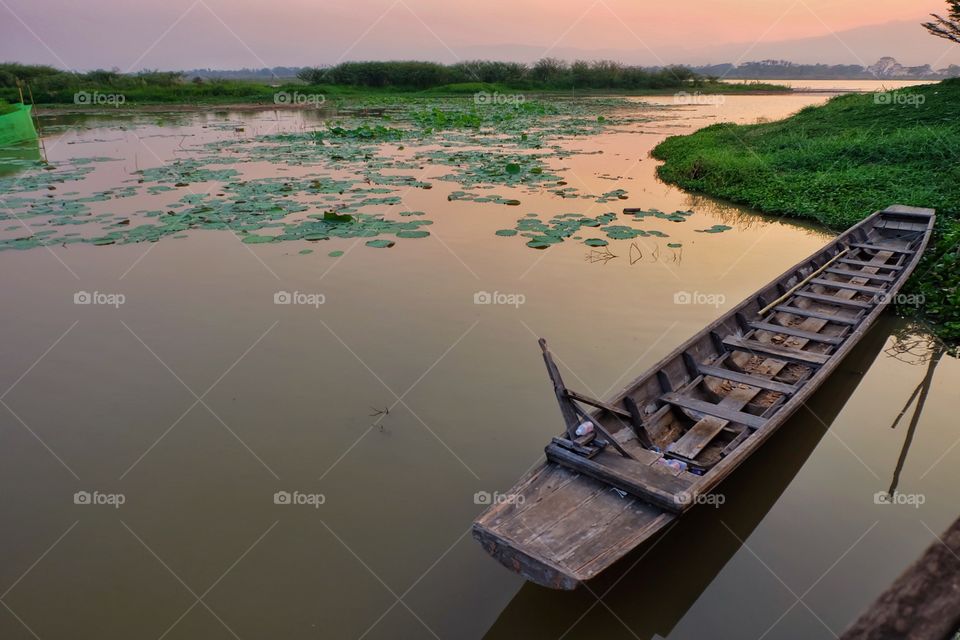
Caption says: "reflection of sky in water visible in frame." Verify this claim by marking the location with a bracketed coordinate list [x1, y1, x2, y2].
[0, 93, 954, 640]
[0, 98, 826, 255]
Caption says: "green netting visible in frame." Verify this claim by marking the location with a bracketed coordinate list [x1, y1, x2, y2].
[0, 104, 37, 146]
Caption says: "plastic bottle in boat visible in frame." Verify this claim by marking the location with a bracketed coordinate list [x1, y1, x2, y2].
[657, 458, 688, 473]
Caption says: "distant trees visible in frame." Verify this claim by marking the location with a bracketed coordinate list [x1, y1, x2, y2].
[299, 61, 455, 88]
[296, 59, 704, 90]
[924, 1, 960, 44]
[0, 64, 183, 90]
[689, 58, 960, 80]
[0, 64, 202, 102]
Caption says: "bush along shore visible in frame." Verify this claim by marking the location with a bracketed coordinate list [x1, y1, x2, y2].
[653, 79, 960, 344]
[0, 61, 788, 106]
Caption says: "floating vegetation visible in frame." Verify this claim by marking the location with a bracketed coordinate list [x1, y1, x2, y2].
[448, 191, 521, 206]
[494, 208, 685, 250]
[696, 224, 734, 233]
[623, 208, 695, 223]
[596, 188, 629, 203]
[320, 124, 405, 141]
[0, 96, 681, 253]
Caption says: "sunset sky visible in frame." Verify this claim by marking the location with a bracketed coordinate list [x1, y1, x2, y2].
[2, 0, 958, 70]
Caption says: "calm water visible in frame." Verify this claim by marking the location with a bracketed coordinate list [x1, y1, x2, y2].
[0, 89, 956, 640]
[728, 78, 936, 92]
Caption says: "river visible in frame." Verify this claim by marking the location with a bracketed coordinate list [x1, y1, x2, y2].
[0, 85, 956, 639]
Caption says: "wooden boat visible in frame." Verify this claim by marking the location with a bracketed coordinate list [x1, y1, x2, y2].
[473, 204, 936, 590]
[484, 315, 893, 639]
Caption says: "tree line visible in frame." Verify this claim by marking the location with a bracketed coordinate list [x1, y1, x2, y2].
[296, 59, 705, 89]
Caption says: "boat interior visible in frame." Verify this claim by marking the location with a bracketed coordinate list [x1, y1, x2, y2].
[542, 206, 935, 512]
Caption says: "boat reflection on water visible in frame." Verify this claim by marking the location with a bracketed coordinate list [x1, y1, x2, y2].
[482, 317, 896, 640]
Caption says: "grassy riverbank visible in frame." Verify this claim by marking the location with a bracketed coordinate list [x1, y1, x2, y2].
[653, 79, 960, 342]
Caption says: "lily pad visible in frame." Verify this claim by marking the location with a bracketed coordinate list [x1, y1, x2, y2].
[365, 239, 395, 249]
[241, 234, 275, 244]
[696, 224, 734, 234]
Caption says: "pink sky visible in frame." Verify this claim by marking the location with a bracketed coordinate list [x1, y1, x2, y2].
[1, 0, 957, 70]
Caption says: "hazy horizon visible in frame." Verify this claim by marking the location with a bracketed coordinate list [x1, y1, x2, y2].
[2, 0, 959, 72]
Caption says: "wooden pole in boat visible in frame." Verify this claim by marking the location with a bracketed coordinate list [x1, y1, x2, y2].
[758, 248, 850, 316]
[538, 339, 635, 460]
[539, 338, 581, 441]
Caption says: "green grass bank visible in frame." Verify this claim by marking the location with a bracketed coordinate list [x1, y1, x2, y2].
[653, 79, 960, 343]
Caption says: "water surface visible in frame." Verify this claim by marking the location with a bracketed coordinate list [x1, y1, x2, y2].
[0, 89, 956, 640]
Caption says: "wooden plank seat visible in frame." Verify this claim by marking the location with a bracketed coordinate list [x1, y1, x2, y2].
[825, 267, 896, 282]
[748, 321, 845, 345]
[722, 336, 831, 366]
[839, 258, 903, 270]
[849, 242, 915, 255]
[696, 363, 800, 395]
[660, 391, 767, 429]
[793, 291, 873, 309]
[772, 305, 859, 325]
[809, 278, 888, 295]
